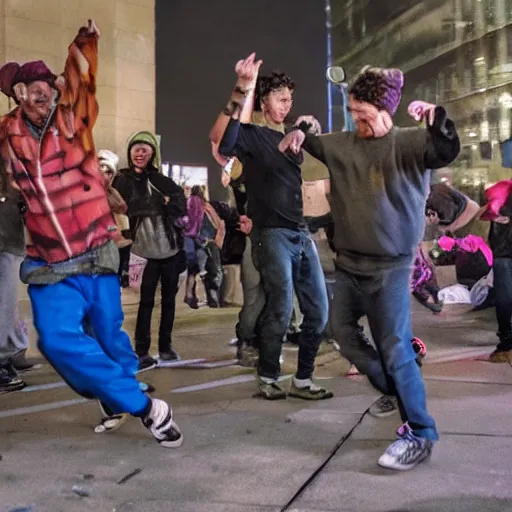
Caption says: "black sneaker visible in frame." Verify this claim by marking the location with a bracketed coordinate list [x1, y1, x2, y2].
[137, 355, 158, 373]
[0, 362, 26, 394]
[142, 398, 183, 448]
[159, 348, 181, 362]
[378, 430, 433, 471]
[369, 395, 399, 418]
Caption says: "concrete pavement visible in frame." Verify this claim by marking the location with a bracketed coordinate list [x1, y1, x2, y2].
[2, 284, 512, 512]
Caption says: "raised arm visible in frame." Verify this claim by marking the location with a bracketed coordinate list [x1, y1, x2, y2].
[408, 101, 460, 169]
[55, 19, 101, 151]
[208, 53, 262, 145]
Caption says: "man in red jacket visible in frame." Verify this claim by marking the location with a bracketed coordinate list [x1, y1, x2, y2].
[0, 20, 182, 448]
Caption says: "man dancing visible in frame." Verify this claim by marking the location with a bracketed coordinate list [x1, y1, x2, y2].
[212, 54, 331, 400]
[279, 66, 460, 469]
[0, 20, 182, 447]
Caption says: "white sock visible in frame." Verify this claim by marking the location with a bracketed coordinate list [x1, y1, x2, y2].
[259, 376, 277, 385]
[293, 377, 312, 389]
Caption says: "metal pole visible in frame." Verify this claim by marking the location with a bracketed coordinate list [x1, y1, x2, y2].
[325, 0, 333, 132]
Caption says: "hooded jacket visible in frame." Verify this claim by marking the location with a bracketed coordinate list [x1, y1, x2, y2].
[113, 131, 187, 248]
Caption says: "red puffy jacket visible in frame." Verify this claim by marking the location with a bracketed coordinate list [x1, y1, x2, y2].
[0, 28, 115, 264]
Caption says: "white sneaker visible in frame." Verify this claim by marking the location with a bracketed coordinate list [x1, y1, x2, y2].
[142, 398, 183, 448]
[378, 430, 433, 471]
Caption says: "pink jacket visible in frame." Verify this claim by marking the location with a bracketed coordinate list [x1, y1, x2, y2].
[438, 234, 493, 266]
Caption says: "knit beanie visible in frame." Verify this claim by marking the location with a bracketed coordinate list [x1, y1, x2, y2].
[349, 66, 404, 116]
[127, 130, 161, 170]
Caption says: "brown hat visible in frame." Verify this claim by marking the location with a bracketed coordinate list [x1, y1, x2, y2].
[0, 60, 56, 100]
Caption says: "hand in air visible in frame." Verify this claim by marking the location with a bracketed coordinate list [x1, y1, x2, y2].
[235, 53, 263, 90]
[87, 19, 100, 37]
[238, 215, 253, 234]
[278, 130, 306, 155]
[408, 101, 436, 125]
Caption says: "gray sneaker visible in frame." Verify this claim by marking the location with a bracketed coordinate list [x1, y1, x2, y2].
[288, 380, 333, 400]
[369, 395, 399, 418]
[255, 378, 287, 400]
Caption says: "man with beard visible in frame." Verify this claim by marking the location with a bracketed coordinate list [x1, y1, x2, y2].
[0, 20, 182, 447]
[279, 66, 460, 470]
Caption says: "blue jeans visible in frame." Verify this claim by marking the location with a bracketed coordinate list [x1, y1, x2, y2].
[330, 266, 438, 441]
[29, 274, 149, 416]
[251, 227, 328, 380]
[493, 258, 512, 350]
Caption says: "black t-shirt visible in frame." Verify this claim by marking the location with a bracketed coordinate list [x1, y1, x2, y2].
[219, 119, 305, 231]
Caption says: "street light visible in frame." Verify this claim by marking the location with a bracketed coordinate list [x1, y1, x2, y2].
[326, 65, 354, 132]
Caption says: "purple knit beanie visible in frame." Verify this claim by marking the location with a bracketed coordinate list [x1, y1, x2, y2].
[349, 66, 404, 116]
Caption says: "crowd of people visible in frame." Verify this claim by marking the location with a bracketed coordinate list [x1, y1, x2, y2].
[0, 21, 511, 473]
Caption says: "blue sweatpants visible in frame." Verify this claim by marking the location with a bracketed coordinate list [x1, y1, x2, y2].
[28, 274, 150, 416]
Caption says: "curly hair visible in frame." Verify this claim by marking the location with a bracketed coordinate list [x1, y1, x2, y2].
[348, 66, 404, 115]
[255, 71, 295, 111]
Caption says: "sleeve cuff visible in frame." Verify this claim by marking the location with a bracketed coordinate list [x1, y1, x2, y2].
[429, 106, 457, 140]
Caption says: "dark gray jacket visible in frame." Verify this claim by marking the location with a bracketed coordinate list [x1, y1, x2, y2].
[0, 192, 25, 256]
[303, 107, 460, 275]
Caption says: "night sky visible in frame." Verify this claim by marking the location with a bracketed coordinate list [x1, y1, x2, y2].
[155, 0, 327, 200]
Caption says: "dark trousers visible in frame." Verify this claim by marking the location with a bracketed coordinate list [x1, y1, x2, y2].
[135, 253, 182, 357]
[251, 227, 328, 381]
[330, 266, 438, 441]
[236, 237, 265, 345]
[493, 258, 512, 351]
[204, 242, 223, 291]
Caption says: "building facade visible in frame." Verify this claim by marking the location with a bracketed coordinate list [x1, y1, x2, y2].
[0, 0, 156, 165]
[330, 0, 512, 199]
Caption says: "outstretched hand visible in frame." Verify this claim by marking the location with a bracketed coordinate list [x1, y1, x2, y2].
[278, 130, 306, 155]
[234, 53, 262, 90]
[408, 101, 436, 126]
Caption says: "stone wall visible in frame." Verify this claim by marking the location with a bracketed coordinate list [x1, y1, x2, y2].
[0, 0, 155, 164]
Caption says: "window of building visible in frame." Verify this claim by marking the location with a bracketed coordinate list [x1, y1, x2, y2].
[484, 0, 497, 28]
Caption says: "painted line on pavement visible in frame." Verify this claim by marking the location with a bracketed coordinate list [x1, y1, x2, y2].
[184, 359, 238, 369]
[171, 373, 292, 394]
[0, 398, 88, 419]
[156, 358, 208, 368]
[21, 359, 239, 393]
[424, 348, 491, 364]
[171, 374, 255, 393]
[22, 381, 67, 393]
